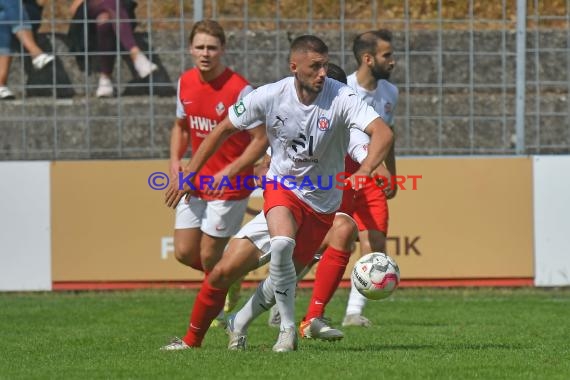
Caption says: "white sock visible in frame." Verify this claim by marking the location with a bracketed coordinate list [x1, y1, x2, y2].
[269, 236, 296, 330]
[345, 281, 368, 316]
[233, 277, 275, 333]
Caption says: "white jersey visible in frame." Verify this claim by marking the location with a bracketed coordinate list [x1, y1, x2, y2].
[346, 73, 399, 163]
[229, 76, 380, 213]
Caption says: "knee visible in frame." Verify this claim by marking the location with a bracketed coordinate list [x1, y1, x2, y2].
[329, 216, 358, 251]
[174, 241, 200, 270]
[208, 264, 234, 289]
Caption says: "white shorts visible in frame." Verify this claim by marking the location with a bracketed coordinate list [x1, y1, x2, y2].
[234, 210, 272, 267]
[233, 210, 358, 268]
[175, 196, 249, 238]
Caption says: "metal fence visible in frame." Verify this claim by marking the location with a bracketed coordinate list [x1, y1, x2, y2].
[0, 0, 568, 160]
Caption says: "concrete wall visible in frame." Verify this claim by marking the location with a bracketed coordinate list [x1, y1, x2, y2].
[0, 30, 568, 160]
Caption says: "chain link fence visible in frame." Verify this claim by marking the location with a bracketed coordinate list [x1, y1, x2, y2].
[0, 0, 568, 159]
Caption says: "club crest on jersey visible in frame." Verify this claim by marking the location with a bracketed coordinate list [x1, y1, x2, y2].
[234, 100, 246, 116]
[215, 102, 225, 116]
[317, 116, 330, 131]
[384, 102, 392, 114]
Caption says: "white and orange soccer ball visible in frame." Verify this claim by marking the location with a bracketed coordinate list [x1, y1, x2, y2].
[351, 252, 400, 300]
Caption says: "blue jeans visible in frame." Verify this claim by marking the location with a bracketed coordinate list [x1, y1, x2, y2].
[0, 0, 32, 54]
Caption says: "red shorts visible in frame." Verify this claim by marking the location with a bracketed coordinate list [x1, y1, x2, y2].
[338, 181, 389, 234]
[263, 183, 335, 265]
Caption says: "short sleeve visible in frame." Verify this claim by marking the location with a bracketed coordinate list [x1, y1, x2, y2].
[175, 78, 185, 120]
[228, 86, 267, 130]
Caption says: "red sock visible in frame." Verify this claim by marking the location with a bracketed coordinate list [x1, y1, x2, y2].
[305, 246, 351, 320]
[182, 275, 227, 347]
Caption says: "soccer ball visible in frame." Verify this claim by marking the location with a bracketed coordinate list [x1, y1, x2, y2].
[351, 252, 400, 300]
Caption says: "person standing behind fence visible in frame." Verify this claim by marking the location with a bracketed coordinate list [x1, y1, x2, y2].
[69, 0, 157, 98]
[0, 0, 54, 100]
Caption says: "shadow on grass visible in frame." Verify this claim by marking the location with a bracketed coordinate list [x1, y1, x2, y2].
[300, 343, 437, 352]
[447, 342, 527, 350]
[288, 341, 528, 352]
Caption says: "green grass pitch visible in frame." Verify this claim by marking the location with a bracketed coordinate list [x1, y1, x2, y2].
[1, 287, 569, 379]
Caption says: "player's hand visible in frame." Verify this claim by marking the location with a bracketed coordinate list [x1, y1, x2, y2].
[204, 169, 230, 198]
[372, 166, 397, 199]
[164, 169, 195, 208]
[347, 169, 372, 191]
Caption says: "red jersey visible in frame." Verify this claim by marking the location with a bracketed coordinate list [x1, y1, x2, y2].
[176, 67, 254, 200]
[344, 155, 360, 175]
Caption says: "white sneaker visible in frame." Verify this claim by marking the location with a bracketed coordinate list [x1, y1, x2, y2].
[96, 76, 114, 98]
[160, 337, 191, 351]
[32, 53, 54, 70]
[299, 317, 344, 341]
[133, 53, 158, 78]
[0, 86, 15, 100]
[272, 327, 298, 353]
[226, 315, 247, 350]
[342, 313, 372, 327]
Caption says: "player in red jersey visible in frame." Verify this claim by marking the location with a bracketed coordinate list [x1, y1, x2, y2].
[168, 19, 266, 320]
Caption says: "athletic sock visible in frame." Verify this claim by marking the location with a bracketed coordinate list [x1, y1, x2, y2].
[182, 275, 227, 347]
[304, 246, 350, 320]
[345, 280, 368, 316]
[233, 276, 275, 332]
[269, 236, 297, 330]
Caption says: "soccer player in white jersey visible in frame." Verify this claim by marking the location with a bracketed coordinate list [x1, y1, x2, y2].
[280, 30, 399, 338]
[341, 29, 399, 327]
[162, 35, 393, 352]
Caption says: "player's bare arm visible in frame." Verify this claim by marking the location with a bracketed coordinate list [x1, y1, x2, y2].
[206, 124, 269, 197]
[382, 141, 397, 199]
[349, 117, 393, 190]
[169, 118, 190, 177]
[253, 154, 271, 184]
[164, 116, 238, 208]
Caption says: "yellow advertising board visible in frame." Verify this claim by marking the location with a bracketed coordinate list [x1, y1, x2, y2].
[51, 157, 533, 283]
[383, 156, 533, 279]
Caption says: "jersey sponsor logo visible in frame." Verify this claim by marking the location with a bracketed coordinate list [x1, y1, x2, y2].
[233, 100, 246, 116]
[188, 116, 217, 132]
[384, 102, 392, 114]
[286, 152, 319, 163]
[215, 101, 225, 116]
[182, 99, 193, 105]
[290, 133, 315, 157]
[317, 116, 330, 131]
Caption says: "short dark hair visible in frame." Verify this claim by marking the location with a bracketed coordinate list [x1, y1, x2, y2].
[326, 63, 347, 84]
[290, 35, 329, 56]
[352, 29, 393, 66]
[189, 19, 226, 46]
